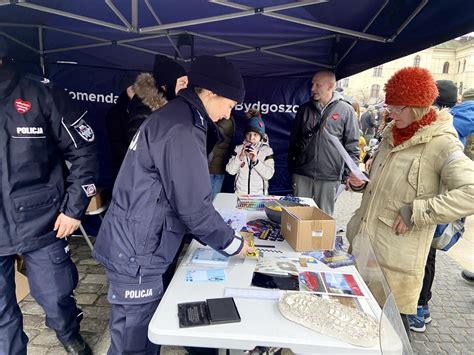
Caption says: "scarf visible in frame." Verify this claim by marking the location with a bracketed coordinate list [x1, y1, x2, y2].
[392, 108, 437, 146]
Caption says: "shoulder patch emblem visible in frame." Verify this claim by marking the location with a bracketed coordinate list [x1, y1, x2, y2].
[331, 113, 340, 120]
[81, 184, 97, 197]
[73, 119, 95, 142]
[14, 99, 32, 114]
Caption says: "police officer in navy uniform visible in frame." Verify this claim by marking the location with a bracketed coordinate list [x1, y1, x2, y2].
[0, 37, 98, 355]
[93, 55, 253, 354]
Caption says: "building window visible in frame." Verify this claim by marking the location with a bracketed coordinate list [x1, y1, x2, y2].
[414, 55, 420, 67]
[463, 59, 467, 72]
[373, 65, 383, 77]
[459, 82, 463, 95]
[370, 84, 380, 98]
[442, 62, 449, 74]
[458, 61, 461, 73]
[336, 80, 342, 88]
[343, 78, 349, 87]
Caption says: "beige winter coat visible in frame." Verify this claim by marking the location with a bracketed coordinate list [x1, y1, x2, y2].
[347, 109, 474, 314]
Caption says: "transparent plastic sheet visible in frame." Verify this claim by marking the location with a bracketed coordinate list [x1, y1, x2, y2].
[380, 294, 413, 355]
[351, 233, 413, 355]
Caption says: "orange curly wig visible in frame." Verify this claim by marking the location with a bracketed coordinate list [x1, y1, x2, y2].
[384, 67, 439, 107]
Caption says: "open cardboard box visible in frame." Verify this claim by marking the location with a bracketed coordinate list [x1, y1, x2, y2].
[86, 187, 106, 213]
[15, 258, 30, 302]
[281, 206, 336, 251]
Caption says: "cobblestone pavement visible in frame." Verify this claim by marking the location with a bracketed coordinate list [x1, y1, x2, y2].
[20, 191, 474, 354]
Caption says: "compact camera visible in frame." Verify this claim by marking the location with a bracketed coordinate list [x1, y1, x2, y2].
[244, 143, 254, 152]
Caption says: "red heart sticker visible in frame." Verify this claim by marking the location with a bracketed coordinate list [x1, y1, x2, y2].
[14, 99, 32, 114]
[332, 113, 340, 120]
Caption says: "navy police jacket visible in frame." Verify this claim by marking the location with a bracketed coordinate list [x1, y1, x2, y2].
[0, 69, 98, 256]
[93, 88, 244, 281]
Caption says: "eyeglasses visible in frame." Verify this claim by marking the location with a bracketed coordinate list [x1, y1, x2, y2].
[386, 106, 408, 115]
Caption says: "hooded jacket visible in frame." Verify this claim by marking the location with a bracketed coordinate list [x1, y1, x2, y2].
[288, 91, 359, 180]
[226, 140, 274, 195]
[0, 69, 98, 255]
[126, 73, 167, 143]
[346, 109, 474, 314]
[450, 100, 474, 146]
[93, 88, 244, 303]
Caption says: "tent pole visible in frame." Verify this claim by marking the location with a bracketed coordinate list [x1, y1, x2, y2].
[336, 0, 389, 67]
[0, 31, 38, 53]
[15, 1, 129, 32]
[38, 25, 47, 77]
[389, 0, 429, 42]
[105, 0, 132, 31]
[140, 0, 323, 33]
[190, 30, 334, 68]
[131, 0, 138, 32]
[261, 49, 333, 68]
[213, 0, 388, 43]
[44, 42, 113, 54]
[144, 0, 184, 59]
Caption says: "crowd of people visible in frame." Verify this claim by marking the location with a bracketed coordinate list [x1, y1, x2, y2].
[1, 33, 473, 355]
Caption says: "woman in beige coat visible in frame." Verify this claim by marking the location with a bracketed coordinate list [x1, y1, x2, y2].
[346, 67, 474, 332]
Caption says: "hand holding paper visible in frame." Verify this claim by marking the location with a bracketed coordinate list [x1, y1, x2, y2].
[326, 132, 369, 182]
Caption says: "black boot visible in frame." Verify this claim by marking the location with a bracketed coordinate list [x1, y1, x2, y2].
[461, 270, 474, 283]
[63, 334, 92, 355]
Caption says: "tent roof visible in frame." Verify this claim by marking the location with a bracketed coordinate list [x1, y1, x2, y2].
[1, 0, 474, 78]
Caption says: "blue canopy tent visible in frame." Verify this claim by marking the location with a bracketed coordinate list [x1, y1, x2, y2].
[1, 0, 474, 193]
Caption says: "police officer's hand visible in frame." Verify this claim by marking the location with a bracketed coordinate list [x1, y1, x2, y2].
[238, 240, 255, 257]
[54, 213, 81, 238]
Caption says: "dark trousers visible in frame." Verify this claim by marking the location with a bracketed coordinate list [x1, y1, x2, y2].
[0, 239, 81, 355]
[108, 301, 161, 355]
[418, 247, 436, 306]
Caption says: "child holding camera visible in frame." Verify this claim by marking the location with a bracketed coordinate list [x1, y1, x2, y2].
[226, 110, 275, 195]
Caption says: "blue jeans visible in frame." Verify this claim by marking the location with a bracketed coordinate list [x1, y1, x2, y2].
[210, 174, 225, 200]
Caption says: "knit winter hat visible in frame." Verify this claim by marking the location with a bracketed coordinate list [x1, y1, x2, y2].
[434, 80, 457, 108]
[0, 36, 8, 58]
[384, 67, 438, 107]
[462, 88, 474, 102]
[189, 55, 245, 103]
[245, 116, 265, 137]
[153, 55, 187, 97]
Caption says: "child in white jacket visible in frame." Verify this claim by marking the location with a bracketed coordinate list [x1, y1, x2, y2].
[226, 112, 275, 195]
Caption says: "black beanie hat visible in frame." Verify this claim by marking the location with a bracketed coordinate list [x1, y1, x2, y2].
[189, 55, 245, 103]
[0, 36, 8, 58]
[435, 80, 457, 108]
[153, 55, 187, 98]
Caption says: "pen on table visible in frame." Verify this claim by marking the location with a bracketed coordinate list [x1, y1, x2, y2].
[254, 244, 275, 248]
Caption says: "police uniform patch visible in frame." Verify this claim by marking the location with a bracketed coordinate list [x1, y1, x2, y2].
[14, 98, 32, 114]
[73, 119, 95, 142]
[81, 184, 97, 197]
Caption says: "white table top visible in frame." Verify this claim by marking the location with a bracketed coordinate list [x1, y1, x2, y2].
[148, 193, 382, 354]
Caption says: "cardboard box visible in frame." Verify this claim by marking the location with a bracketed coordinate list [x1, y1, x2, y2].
[15, 260, 30, 302]
[281, 206, 336, 251]
[86, 188, 105, 213]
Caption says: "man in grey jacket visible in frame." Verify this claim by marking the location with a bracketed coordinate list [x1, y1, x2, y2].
[288, 71, 359, 215]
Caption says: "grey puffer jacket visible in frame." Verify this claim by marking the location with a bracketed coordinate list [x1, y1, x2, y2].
[288, 91, 359, 181]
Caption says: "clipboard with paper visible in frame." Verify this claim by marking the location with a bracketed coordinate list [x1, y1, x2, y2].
[326, 131, 370, 182]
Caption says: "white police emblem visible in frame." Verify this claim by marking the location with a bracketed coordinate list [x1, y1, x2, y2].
[73, 119, 95, 142]
[81, 184, 96, 197]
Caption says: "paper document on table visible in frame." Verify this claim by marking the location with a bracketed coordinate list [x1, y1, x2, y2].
[224, 287, 281, 300]
[216, 208, 247, 232]
[326, 132, 369, 182]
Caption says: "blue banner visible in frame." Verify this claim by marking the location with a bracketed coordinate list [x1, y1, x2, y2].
[48, 65, 311, 194]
